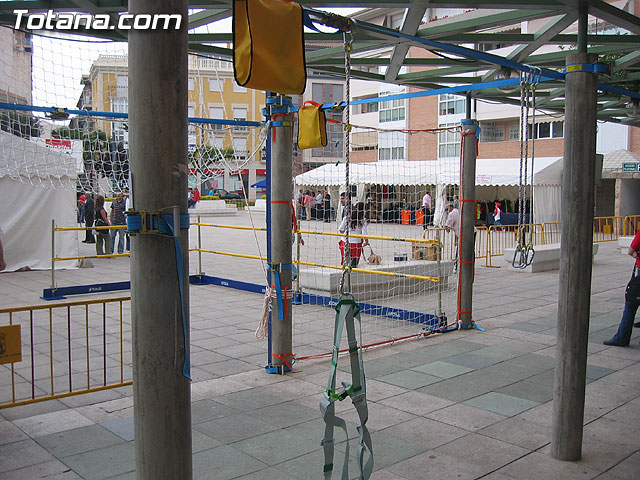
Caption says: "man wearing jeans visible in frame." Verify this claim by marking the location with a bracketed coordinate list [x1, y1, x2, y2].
[603, 229, 640, 346]
[109, 192, 127, 254]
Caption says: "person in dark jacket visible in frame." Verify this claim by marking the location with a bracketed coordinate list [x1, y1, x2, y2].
[83, 193, 95, 243]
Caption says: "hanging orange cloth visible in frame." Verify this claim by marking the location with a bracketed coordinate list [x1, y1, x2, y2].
[297, 101, 327, 149]
[233, 0, 307, 95]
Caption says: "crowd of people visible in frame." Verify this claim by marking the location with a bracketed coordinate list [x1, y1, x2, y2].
[295, 189, 332, 222]
[78, 190, 130, 256]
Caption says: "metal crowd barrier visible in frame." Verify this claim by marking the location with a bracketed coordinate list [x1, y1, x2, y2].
[0, 296, 132, 409]
[51, 220, 129, 292]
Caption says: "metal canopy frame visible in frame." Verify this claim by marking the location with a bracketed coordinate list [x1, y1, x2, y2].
[1, 1, 640, 124]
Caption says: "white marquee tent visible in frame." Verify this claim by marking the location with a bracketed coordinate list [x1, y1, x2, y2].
[294, 157, 563, 222]
[0, 130, 78, 272]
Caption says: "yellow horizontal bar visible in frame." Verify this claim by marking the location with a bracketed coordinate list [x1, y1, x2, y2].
[195, 248, 266, 261]
[192, 222, 439, 244]
[0, 296, 130, 314]
[191, 222, 267, 232]
[294, 259, 439, 283]
[0, 381, 133, 409]
[54, 253, 130, 261]
[192, 248, 439, 282]
[55, 225, 126, 232]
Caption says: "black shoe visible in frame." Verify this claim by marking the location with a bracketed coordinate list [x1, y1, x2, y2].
[81, 240, 88, 243]
[603, 339, 628, 347]
[634, 322, 640, 328]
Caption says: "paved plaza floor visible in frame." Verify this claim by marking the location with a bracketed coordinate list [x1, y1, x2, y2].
[0, 213, 639, 479]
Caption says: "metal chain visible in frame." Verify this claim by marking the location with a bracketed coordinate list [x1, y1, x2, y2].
[517, 73, 526, 248]
[529, 81, 536, 241]
[523, 72, 530, 248]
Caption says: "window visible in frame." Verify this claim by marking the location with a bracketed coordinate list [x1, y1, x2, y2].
[188, 78, 194, 91]
[378, 146, 404, 160]
[311, 83, 343, 158]
[209, 106, 224, 130]
[232, 137, 247, 159]
[379, 96, 405, 123]
[233, 107, 247, 132]
[111, 98, 128, 142]
[438, 123, 460, 158]
[116, 75, 128, 97]
[188, 105, 196, 134]
[209, 77, 223, 92]
[479, 122, 505, 143]
[509, 124, 520, 141]
[233, 82, 247, 93]
[528, 121, 564, 139]
[353, 95, 378, 114]
[438, 94, 465, 116]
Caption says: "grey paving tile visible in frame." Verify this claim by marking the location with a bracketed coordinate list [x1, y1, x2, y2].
[496, 451, 600, 479]
[12, 409, 95, 438]
[425, 403, 507, 432]
[479, 416, 551, 450]
[231, 465, 299, 480]
[444, 352, 506, 369]
[411, 360, 474, 378]
[601, 450, 640, 480]
[368, 430, 429, 469]
[0, 420, 28, 445]
[0, 459, 83, 480]
[231, 429, 317, 465]
[213, 388, 287, 412]
[60, 442, 135, 480]
[0, 438, 57, 472]
[377, 370, 441, 389]
[378, 390, 455, 416]
[36, 424, 124, 458]
[193, 412, 278, 443]
[191, 398, 239, 424]
[381, 416, 468, 450]
[586, 364, 617, 380]
[247, 401, 319, 429]
[192, 444, 267, 480]
[192, 428, 223, 453]
[100, 416, 134, 441]
[463, 392, 539, 416]
[496, 379, 555, 403]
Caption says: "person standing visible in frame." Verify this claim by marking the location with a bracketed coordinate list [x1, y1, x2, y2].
[603, 229, 640, 346]
[83, 193, 95, 244]
[109, 192, 127, 254]
[422, 190, 432, 228]
[303, 190, 313, 221]
[94, 195, 112, 255]
[323, 189, 331, 223]
[338, 202, 369, 267]
[77, 193, 86, 224]
[444, 203, 461, 272]
[493, 201, 502, 226]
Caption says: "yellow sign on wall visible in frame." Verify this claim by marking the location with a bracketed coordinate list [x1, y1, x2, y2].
[0, 325, 22, 364]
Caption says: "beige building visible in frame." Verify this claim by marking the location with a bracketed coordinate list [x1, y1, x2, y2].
[86, 54, 267, 198]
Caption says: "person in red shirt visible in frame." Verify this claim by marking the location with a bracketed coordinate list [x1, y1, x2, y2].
[603, 229, 640, 346]
[193, 187, 200, 203]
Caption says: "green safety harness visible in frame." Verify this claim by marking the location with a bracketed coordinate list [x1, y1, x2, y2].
[320, 296, 373, 479]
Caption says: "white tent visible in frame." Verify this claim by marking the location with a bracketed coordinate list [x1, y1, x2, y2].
[294, 157, 563, 221]
[0, 130, 78, 272]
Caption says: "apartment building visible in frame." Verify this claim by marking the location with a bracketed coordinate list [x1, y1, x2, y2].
[85, 54, 267, 198]
[348, 7, 640, 217]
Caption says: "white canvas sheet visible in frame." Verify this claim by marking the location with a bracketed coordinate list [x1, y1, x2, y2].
[0, 177, 77, 272]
